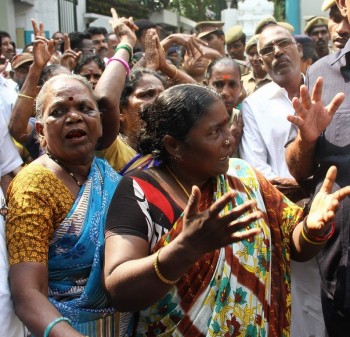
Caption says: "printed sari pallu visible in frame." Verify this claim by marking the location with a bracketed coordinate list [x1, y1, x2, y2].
[129, 159, 303, 337]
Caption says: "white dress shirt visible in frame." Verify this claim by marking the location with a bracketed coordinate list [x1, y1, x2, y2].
[0, 101, 25, 337]
[239, 81, 297, 179]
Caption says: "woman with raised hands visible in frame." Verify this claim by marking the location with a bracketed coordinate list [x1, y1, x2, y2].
[104, 83, 350, 336]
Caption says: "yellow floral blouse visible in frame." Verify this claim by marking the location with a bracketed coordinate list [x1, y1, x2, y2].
[6, 163, 74, 265]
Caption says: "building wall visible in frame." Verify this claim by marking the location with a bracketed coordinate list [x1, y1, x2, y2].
[300, 0, 325, 32]
[0, 0, 16, 42]
[3, 0, 331, 49]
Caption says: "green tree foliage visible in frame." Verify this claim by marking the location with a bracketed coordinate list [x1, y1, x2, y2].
[169, 0, 227, 21]
[86, 0, 149, 19]
[273, 0, 286, 21]
[86, 0, 285, 22]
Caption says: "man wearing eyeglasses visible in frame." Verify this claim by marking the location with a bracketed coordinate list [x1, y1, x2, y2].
[285, 1, 350, 336]
[239, 23, 326, 337]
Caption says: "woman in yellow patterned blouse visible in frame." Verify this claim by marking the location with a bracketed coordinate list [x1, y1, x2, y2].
[6, 10, 137, 337]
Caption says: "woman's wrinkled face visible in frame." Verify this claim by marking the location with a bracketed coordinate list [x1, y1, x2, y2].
[120, 74, 165, 134]
[38, 78, 102, 163]
[177, 99, 234, 179]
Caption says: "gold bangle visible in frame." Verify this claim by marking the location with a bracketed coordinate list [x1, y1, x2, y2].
[169, 64, 178, 80]
[18, 93, 35, 100]
[153, 249, 179, 285]
[301, 226, 325, 245]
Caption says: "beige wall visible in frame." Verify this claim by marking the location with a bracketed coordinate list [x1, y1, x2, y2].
[0, 0, 16, 41]
[300, 0, 326, 33]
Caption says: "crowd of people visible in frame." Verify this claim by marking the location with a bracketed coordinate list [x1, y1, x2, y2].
[1, 0, 350, 336]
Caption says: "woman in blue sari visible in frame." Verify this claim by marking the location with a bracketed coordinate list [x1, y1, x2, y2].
[6, 10, 137, 336]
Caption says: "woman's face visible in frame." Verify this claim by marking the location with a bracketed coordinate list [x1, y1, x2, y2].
[120, 74, 165, 134]
[78, 61, 103, 90]
[207, 64, 242, 114]
[177, 99, 234, 179]
[38, 78, 102, 163]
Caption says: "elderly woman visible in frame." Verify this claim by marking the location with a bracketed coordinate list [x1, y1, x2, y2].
[104, 84, 350, 336]
[6, 10, 137, 337]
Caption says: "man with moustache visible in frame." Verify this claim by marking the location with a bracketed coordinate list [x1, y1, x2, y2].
[239, 24, 326, 337]
[85, 26, 108, 60]
[322, 0, 350, 50]
[285, 0, 350, 335]
[0, 31, 15, 62]
[305, 16, 331, 58]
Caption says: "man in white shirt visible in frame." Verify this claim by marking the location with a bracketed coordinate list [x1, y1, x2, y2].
[0, 99, 25, 337]
[239, 24, 326, 337]
[240, 24, 302, 182]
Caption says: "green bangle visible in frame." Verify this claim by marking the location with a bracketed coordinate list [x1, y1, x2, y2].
[115, 44, 133, 60]
[43, 317, 72, 337]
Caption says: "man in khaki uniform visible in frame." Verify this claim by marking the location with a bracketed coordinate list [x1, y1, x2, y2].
[225, 25, 250, 75]
[195, 21, 226, 57]
[304, 16, 330, 58]
[241, 34, 271, 96]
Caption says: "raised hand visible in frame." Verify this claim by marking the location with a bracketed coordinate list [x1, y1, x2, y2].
[31, 18, 46, 38]
[60, 34, 81, 71]
[144, 28, 166, 70]
[109, 8, 137, 46]
[161, 33, 206, 59]
[31, 19, 55, 69]
[180, 186, 262, 259]
[306, 166, 350, 236]
[288, 77, 345, 143]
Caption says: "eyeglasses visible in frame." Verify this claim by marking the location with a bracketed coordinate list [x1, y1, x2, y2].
[258, 38, 296, 56]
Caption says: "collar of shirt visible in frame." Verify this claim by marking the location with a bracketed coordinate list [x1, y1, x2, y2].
[266, 73, 304, 100]
[244, 71, 271, 83]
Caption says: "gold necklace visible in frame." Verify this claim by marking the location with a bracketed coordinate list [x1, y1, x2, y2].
[166, 165, 190, 199]
[46, 152, 82, 187]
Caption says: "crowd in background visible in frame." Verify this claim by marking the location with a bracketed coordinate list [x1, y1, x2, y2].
[1, 0, 350, 336]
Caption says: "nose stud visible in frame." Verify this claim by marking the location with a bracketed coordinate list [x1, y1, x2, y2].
[224, 139, 231, 145]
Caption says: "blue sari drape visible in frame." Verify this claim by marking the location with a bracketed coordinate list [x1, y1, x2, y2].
[47, 158, 120, 324]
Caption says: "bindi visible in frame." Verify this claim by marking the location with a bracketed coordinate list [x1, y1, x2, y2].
[69, 96, 74, 101]
[222, 75, 231, 80]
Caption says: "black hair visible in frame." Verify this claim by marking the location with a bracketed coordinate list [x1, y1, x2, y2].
[74, 54, 106, 74]
[206, 57, 241, 80]
[52, 31, 63, 39]
[84, 26, 108, 37]
[120, 67, 168, 107]
[137, 84, 221, 161]
[134, 19, 157, 38]
[240, 33, 247, 45]
[68, 31, 92, 50]
[38, 64, 70, 86]
[0, 31, 11, 39]
[294, 34, 319, 62]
